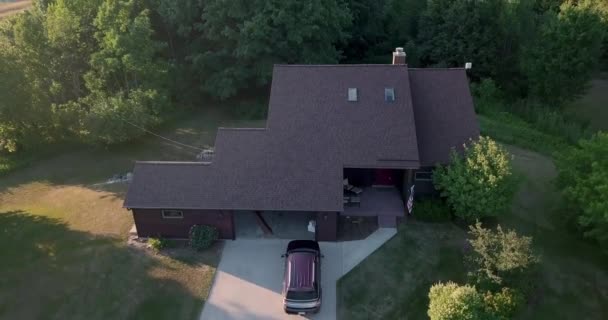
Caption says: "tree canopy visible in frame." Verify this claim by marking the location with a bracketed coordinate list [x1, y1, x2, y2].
[556, 132, 608, 249]
[1, 0, 606, 152]
[433, 137, 514, 222]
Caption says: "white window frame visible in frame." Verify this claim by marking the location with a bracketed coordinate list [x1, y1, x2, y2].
[385, 88, 395, 102]
[348, 88, 358, 102]
[161, 209, 184, 219]
[414, 171, 433, 181]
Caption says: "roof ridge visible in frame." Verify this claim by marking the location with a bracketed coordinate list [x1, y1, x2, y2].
[135, 161, 211, 166]
[274, 64, 408, 68]
[408, 67, 466, 71]
[218, 127, 267, 131]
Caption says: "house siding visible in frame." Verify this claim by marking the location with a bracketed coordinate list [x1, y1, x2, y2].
[413, 167, 439, 197]
[132, 209, 234, 240]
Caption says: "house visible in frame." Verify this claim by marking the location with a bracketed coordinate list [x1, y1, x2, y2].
[123, 48, 480, 242]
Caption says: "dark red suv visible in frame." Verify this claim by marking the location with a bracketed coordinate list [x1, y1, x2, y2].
[281, 240, 322, 315]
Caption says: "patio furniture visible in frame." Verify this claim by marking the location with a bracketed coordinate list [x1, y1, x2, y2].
[350, 186, 363, 194]
[349, 196, 361, 207]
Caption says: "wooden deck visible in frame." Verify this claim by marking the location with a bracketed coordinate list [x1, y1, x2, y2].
[342, 187, 405, 217]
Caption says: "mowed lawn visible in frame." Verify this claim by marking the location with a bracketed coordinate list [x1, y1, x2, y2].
[0, 108, 265, 320]
[337, 146, 608, 320]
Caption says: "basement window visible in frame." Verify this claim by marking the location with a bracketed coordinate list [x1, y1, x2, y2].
[348, 88, 358, 102]
[162, 210, 184, 219]
[385, 88, 395, 102]
[414, 171, 433, 181]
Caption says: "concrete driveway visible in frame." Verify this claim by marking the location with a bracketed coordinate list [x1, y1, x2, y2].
[200, 239, 341, 320]
[200, 229, 396, 320]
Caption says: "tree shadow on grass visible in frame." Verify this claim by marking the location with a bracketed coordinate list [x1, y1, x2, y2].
[0, 210, 218, 320]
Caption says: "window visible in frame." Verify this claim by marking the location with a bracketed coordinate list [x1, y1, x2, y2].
[348, 88, 358, 102]
[162, 210, 183, 219]
[415, 171, 433, 181]
[385, 88, 395, 102]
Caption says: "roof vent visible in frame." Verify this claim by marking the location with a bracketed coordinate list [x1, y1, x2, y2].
[348, 88, 358, 102]
[385, 88, 395, 102]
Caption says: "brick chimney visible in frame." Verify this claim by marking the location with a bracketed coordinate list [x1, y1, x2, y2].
[392, 47, 406, 65]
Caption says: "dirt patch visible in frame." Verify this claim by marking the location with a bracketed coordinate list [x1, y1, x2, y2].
[0, 0, 31, 18]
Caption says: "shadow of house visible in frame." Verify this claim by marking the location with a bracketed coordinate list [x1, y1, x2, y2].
[0, 210, 216, 320]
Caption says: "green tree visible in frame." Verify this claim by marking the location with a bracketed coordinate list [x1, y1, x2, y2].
[433, 137, 514, 221]
[521, 5, 606, 105]
[418, 0, 507, 80]
[467, 222, 540, 291]
[195, 0, 352, 99]
[428, 282, 487, 320]
[82, 0, 168, 144]
[340, 0, 386, 62]
[0, 8, 56, 151]
[428, 282, 523, 320]
[0, 34, 35, 152]
[556, 132, 608, 248]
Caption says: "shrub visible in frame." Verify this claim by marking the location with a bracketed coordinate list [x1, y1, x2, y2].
[428, 282, 486, 320]
[483, 287, 523, 320]
[413, 198, 452, 222]
[428, 282, 523, 320]
[148, 237, 167, 252]
[189, 225, 219, 251]
[556, 132, 608, 248]
[466, 222, 540, 291]
[433, 137, 514, 222]
[471, 78, 502, 114]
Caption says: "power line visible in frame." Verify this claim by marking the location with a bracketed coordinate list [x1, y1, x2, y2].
[118, 117, 205, 152]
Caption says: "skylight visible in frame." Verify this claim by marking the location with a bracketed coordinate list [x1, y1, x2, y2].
[385, 88, 395, 102]
[348, 88, 358, 102]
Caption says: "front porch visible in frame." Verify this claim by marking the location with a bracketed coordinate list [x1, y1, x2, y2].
[342, 187, 406, 229]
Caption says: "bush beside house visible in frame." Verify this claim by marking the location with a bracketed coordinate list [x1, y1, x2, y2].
[413, 198, 452, 222]
[189, 225, 219, 251]
[433, 136, 514, 222]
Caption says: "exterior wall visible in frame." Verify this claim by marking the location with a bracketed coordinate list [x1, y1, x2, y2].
[316, 212, 338, 241]
[132, 209, 235, 240]
[413, 167, 439, 197]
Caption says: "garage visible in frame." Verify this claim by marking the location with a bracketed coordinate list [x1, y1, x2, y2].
[131, 208, 235, 240]
[233, 211, 338, 241]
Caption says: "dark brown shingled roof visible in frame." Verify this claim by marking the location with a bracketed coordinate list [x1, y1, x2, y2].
[409, 68, 480, 165]
[267, 65, 420, 168]
[124, 64, 479, 211]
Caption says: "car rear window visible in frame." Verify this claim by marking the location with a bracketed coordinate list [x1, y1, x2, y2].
[286, 289, 318, 301]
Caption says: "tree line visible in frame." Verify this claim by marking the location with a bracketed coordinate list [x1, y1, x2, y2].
[0, 0, 606, 152]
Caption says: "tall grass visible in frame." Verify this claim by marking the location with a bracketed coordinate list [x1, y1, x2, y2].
[508, 102, 594, 144]
[473, 78, 594, 151]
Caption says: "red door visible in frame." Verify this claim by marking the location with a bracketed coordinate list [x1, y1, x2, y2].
[374, 169, 394, 186]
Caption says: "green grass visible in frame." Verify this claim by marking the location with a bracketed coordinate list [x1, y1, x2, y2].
[337, 145, 608, 320]
[0, 107, 265, 320]
[479, 111, 569, 156]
